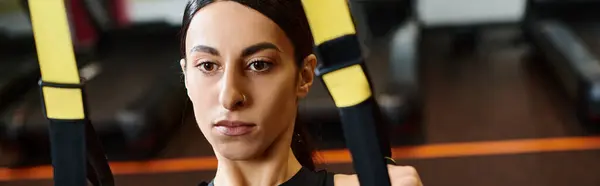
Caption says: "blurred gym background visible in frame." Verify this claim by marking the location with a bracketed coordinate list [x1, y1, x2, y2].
[2, 0, 600, 185]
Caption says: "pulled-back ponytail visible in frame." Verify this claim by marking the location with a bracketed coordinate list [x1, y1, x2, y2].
[291, 112, 316, 170]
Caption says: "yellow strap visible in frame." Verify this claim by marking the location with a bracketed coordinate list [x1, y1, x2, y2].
[322, 65, 372, 108]
[29, 0, 85, 120]
[301, 0, 357, 45]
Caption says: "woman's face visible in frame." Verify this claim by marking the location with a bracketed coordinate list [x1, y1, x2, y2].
[182, 1, 315, 160]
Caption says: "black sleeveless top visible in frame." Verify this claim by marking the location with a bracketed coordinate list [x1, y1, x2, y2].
[198, 167, 335, 186]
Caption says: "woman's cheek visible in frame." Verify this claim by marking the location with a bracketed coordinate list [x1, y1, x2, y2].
[186, 74, 220, 126]
[186, 72, 215, 103]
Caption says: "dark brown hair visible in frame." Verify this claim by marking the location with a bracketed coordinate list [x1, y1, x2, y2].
[180, 0, 317, 170]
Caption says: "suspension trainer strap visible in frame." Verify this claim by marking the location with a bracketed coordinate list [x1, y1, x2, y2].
[301, 1, 392, 186]
[27, 0, 113, 185]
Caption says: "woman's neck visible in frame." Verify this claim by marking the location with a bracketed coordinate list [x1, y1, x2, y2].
[213, 129, 303, 186]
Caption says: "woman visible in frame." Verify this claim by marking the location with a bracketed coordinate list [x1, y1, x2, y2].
[179, 0, 423, 185]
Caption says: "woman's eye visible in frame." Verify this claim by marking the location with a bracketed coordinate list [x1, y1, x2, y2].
[248, 60, 272, 72]
[197, 62, 219, 72]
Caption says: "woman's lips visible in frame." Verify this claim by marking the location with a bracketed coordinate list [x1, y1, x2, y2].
[213, 120, 256, 136]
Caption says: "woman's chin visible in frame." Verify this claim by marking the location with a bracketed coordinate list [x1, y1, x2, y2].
[216, 142, 262, 160]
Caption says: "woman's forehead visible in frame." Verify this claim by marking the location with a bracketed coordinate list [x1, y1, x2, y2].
[185, 1, 293, 55]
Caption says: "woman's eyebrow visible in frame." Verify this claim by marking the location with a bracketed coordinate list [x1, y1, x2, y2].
[189, 45, 220, 56]
[241, 42, 281, 57]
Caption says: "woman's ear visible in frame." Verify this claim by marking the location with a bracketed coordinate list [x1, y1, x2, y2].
[180, 58, 187, 73]
[297, 54, 317, 98]
[180, 58, 189, 89]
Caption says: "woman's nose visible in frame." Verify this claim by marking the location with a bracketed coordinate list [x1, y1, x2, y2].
[219, 68, 247, 111]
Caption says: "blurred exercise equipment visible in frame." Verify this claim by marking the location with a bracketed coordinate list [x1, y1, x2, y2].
[418, 0, 526, 27]
[0, 56, 39, 167]
[1, 0, 188, 169]
[524, 0, 600, 124]
[0, 1, 38, 111]
[0, 0, 32, 39]
[0, 57, 38, 116]
[418, 0, 526, 53]
[0, 1, 41, 167]
[3, 44, 187, 163]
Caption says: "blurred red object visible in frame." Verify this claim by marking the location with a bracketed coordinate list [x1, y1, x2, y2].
[69, 0, 99, 50]
[113, 0, 129, 27]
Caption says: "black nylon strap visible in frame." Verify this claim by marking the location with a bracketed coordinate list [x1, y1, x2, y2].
[84, 117, 115, 186]
[313, 35, 363, 76]
[315, 33, 393, 185]
[80, 85, 114, 186]
[336, 97, 391, 186]
[48, 120, 87, 186]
